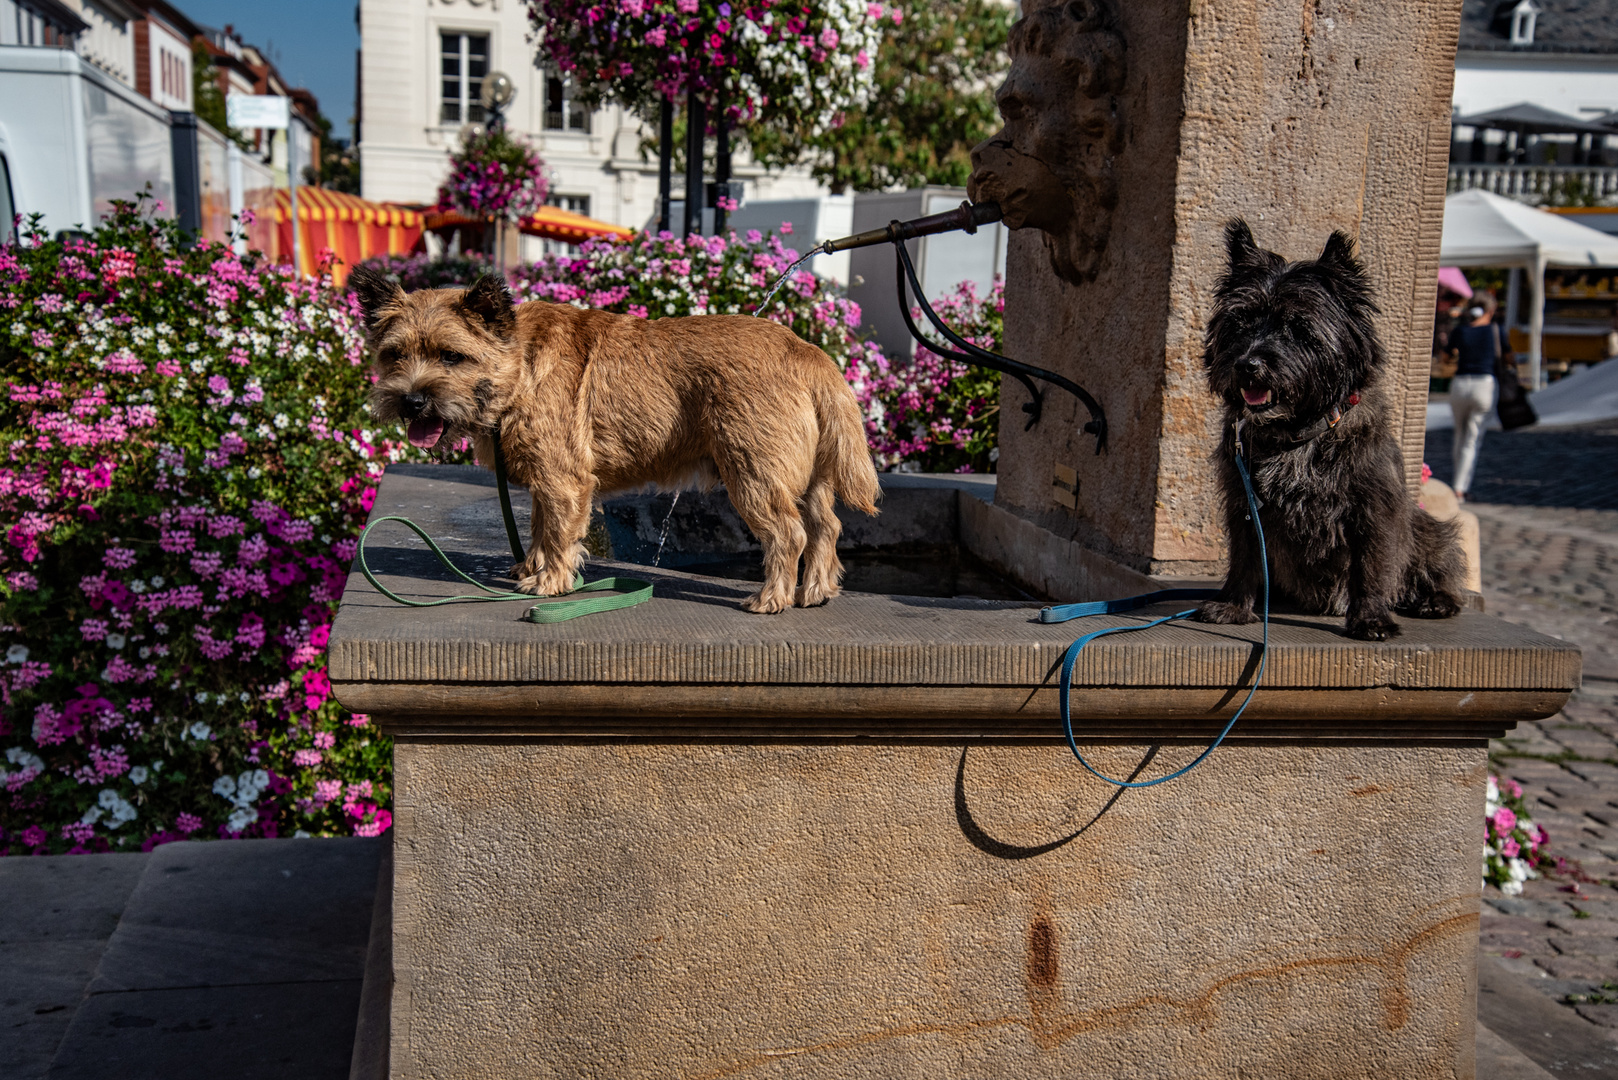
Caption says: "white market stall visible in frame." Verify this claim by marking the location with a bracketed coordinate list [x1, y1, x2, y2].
[1441, 189, 1618, 388]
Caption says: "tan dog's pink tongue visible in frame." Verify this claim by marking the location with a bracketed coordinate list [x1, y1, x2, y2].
[408, 417, 444, 449]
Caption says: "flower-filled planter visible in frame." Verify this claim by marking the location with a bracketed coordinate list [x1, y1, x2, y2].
[437, 129, 550, 226]
[0, 202, 423, 855]
[1485, 772, 1548, 895]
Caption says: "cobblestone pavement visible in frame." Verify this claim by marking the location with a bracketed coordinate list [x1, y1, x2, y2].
[1425, 418, 1618, 511]
[1426, 422, 1618, 1051]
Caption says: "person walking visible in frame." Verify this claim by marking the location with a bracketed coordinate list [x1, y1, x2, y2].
[1446, 291, 1509, 502]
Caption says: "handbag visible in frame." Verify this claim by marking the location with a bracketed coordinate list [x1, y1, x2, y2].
[1492, 323, 1537, 431]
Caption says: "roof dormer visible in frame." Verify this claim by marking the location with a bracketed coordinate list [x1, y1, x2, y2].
[1507, 0, 1540, 46]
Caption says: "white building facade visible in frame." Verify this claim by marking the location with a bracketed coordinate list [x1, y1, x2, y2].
[356, 0, 838, 262]
[1452, 1, 1618, 120]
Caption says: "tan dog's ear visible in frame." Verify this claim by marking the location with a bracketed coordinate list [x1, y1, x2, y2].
[458, 274, 517, 340]
[348, 264, 406, 331]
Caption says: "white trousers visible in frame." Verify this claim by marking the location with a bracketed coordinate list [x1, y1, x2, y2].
[1450, 373, 1496, 496]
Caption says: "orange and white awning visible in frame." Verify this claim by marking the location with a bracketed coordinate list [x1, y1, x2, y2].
[273, 188, 424, 285]
[422, 205, 634, 244]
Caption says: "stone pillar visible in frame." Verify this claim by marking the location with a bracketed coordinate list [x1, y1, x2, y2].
[970, 0, 1461, 580]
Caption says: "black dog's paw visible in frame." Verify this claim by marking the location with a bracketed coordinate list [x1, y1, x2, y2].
[1405, 591, 1463, 619]
[1346, 610, 1401, 641]
[1194, 600, 1258, 625]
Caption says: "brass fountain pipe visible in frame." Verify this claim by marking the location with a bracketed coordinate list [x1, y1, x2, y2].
[816, 200, 1004, 255]
[809, 199, 1106, 453]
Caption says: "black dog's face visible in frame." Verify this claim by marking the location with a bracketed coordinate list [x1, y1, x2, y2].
[1203, 220, 1381, 427]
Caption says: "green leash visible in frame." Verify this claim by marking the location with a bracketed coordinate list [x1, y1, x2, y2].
[355, 429, 653, 623]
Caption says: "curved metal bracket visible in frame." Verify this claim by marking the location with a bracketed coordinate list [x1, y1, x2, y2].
[892, 237, 1107, 454]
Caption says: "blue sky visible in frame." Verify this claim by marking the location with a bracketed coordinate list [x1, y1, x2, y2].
[179, 0, 359, 140]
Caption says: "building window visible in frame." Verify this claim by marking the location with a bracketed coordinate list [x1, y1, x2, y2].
[440, 32, 488, 125]
[543, 70, 590, 133]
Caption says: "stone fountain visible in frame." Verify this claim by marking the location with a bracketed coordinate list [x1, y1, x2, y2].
[334, 3, 1579, 1077]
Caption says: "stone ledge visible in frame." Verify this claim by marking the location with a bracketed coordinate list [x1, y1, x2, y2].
[330, 466, 1580, 738]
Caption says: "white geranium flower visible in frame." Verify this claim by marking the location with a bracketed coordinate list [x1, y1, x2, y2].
[5, 644, 28, 664]
[212, 774, 237, 798]
[129, 766, 149, 785]
[81, 805, 104, 825]
[105, 632, 126, 650]
[189, 721, 212, 741]
[152, 759, 163, 772]
[227, 807, 256, 832]
[7, 747, 44, 771]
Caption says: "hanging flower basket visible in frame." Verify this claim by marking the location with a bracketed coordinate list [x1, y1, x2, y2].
[526, 0, 892, 136]
[436, 129, 551, 226]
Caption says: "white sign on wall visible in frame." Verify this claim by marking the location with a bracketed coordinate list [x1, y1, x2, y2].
[226, 95, 290, 130]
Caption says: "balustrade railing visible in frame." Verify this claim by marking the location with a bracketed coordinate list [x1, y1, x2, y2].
[1448, 162, 1618, 203]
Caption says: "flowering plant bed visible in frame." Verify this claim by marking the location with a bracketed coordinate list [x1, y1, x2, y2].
[0, 202, 423, 855]
[1485, 772, 1548, 895]
[526, 0, 889, 137]
[850, 278, 1003, 473]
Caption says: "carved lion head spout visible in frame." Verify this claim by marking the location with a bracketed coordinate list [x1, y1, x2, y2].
[967, 0, 1126, 286]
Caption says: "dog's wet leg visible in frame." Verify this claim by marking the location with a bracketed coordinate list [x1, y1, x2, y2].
[512, 492, 547, 582]
[520, 479, 591, 597]
[729, 483, 807, 614]
[796, 480, 843, 607]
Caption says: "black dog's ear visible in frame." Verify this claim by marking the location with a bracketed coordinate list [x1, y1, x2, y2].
[1225, 218, 1260, 267]
[458, 274, 517, 339]
[1319, 230, 1360, 272]
[348, 264, 405, 331]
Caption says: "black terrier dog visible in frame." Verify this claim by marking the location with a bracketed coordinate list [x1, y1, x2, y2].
[1194, 220, 1464, 641]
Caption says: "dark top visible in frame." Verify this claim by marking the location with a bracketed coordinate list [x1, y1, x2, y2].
[1450, 322, 1509, 378]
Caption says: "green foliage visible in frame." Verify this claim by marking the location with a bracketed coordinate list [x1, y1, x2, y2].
[190, 43, 251, 151]
[746, 0, 1013, 193]
[308, 112, 361, 195]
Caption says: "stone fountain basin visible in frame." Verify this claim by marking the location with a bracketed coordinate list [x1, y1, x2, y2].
[333, 463, 1576, 734]
[595, 470, 1035, 601]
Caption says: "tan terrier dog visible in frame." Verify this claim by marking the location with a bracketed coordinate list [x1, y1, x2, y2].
[349, 268, 879, 613]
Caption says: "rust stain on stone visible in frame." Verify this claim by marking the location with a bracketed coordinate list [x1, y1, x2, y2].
[683, 910, 1478, 1080]
[1026, 918, 1060, 988]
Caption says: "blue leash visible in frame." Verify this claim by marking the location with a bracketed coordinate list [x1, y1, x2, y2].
[1039, 437, 1268, 787]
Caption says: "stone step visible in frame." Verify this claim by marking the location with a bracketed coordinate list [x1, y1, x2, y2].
[0, 851, 149, 1078]
[19, 837, 380, 1080]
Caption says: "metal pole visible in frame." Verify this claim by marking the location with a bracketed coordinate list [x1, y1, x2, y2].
[657, 97, 673, 234]
[227, 142, 245, 254]
[714, 83, 731, 236]
[288, 124, 301, 277]
[683, 86, 705, 238]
